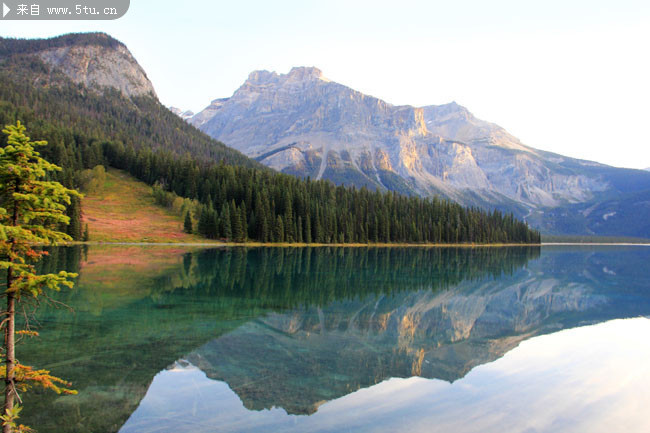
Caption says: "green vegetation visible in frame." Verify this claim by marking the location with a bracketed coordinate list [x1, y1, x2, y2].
[183, 211, 193, 234]
[0, 122, 79, 432]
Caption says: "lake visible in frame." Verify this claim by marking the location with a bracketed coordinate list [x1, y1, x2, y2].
[17, 245, 650, 432]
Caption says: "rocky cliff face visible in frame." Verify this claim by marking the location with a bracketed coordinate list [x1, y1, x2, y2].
[421, 102, 527, 152]
[191, 67, 650, 235]
[38, 44, 155, 98]
[1, 33, 156, 98]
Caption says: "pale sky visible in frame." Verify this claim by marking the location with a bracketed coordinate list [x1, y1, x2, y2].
[1, 0, 649, 169]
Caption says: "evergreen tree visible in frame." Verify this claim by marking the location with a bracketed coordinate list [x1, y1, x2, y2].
[66, 195, 82, 240]
[0, 122, 80, 432]
[283, 192, 294, 242]
[238, 204, 247, 242]
[304, 214, 312, 244]
[197, 206, 210, 237]
[183, 211, 193, 234]
[220, 203, 232, 240]
[231, 201, 244, 242]
[204, 208, 217, 239]
[274, 215, 285, 242]
[297, 216, 303, 243]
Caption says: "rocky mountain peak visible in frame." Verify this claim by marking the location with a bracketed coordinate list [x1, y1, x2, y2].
[192, 66, 432, 163]
[241, 66, 327, 89]
[1, 32, 157, 99]
[245, 69, 279, 85]
[431, 101, 471, 118]
[286, 66, 325, 81]
[421, 101, 530, 152]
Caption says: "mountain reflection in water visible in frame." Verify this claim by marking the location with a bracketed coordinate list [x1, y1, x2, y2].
[18, 246, 650, 433]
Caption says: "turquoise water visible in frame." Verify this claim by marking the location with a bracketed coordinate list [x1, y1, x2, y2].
[17, 246, 650, 432]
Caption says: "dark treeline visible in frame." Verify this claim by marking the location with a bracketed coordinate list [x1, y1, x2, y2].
[0, 52, 540, 244]
[0, 33, 123, 57]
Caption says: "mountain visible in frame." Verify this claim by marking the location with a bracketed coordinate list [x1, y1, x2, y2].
[169, 106, 194, 120]
[0, 33, 261, 167]
[191, 67, 650, 237]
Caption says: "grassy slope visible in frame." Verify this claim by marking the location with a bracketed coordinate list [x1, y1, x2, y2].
[82, 168, 206, 243]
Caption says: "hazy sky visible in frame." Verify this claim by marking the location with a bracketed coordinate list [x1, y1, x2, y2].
[1, 0, 649, 169]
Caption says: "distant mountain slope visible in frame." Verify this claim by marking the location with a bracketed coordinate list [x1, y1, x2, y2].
[0, 33, 261, 168]
[191, 67, 650, 237]
[535, 188, 650, 237]
[169, 107, 194, 121]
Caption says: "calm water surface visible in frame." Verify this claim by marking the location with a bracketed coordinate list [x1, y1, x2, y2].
[18, 245, 650, 432]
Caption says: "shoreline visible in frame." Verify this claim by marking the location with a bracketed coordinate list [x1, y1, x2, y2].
[66, 241, 542, 247]
[55, 241, 649, 248]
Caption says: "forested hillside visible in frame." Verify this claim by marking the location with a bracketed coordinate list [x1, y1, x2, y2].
[0, 55, 260, 167]
[0, 34, 540, 244]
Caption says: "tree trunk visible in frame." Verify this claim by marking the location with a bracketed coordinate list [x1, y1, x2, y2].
[3, 190, 19, 433]
[3, 268, 15, 433]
